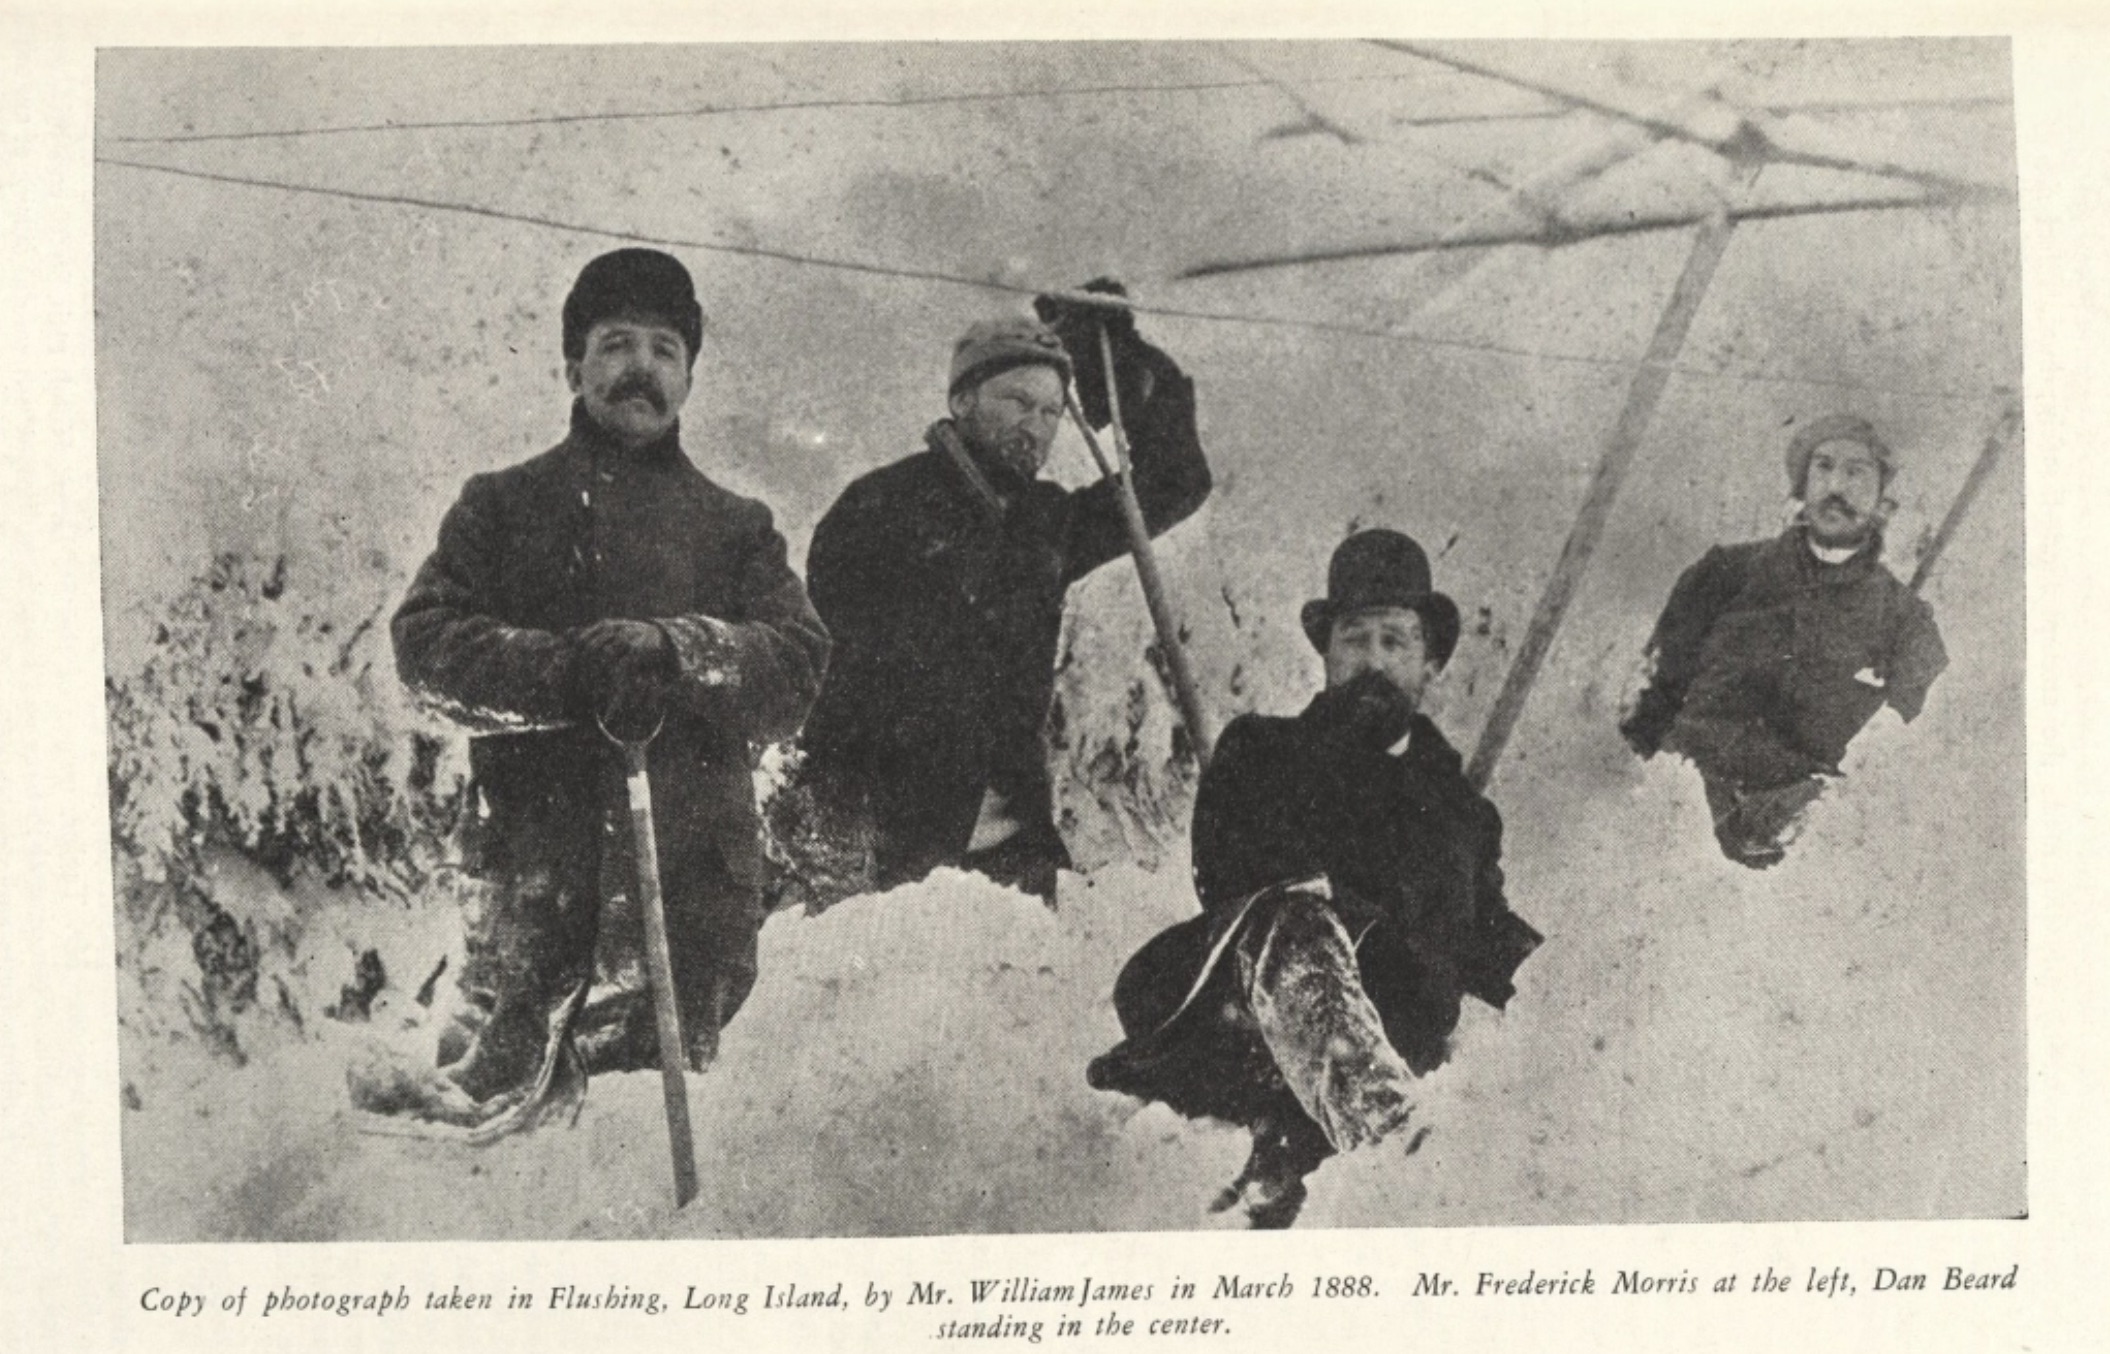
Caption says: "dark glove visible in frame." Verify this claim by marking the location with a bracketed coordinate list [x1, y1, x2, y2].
[1303, 669, 1415, 752]
[1033, 278, 1177, 430]
[574, 618, 675, 738]
[1618, 690, 1674, 759]
[1458, 909, 1544, 1010]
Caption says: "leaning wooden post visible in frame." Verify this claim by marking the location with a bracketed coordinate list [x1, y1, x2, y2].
[1069, 320, 1215, 768]
[1465, 206, 1742, 791]
[1909, 398, 2020, 595]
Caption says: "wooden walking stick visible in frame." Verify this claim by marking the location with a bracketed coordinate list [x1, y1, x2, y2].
[1055, 305, 1215, 767]
[601, 715, 699, 1209]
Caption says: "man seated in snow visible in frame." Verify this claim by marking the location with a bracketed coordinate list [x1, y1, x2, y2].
[786, 285, 1210, 905]
[374, 249, 830, 1126]
[1087, 529, 1541, 1228]
[1620, 415, 1947, 869]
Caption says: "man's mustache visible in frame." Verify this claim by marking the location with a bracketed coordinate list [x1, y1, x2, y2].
[1816, 494, 1860, 520]
[605, 372, 667, 413]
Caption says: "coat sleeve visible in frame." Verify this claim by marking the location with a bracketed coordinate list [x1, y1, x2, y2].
[1454, 799, 1542, 1010]
[1621, 546, 1741, 757]
[655, 499, 831, 748]
[391, 473, 580, 732]
[1061, 348, 1213, 584]
[1192, 718, 1319, 914]
[1883, 590, 1948, 722]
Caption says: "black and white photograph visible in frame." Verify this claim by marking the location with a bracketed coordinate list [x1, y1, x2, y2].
[89, 37, 2029, 1247]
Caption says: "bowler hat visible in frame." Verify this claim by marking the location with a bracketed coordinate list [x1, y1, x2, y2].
[562, 248, 704, 364]
[949, 316, 1073, 396]
[1299, 529, 1461, 666]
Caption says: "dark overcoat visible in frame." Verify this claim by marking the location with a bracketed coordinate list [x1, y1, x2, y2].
[1622, 526, 1947, 788]
[392, 404, 830, 1055]
[1089, 703, 1541, 1131]
[800, 360, 1210, 885]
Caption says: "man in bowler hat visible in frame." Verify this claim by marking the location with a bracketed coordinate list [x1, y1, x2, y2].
[1621, 415, 1947, 867]
[382, 248, 830, 1123]
[1088, 529, 1540, 1227]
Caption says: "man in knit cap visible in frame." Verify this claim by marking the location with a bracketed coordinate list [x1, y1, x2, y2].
[1088, 529, 1540, 1228]
[791, 284, 1211, 903]
[378, 248, 830, 1125]
[1621, 414, 1948, 867]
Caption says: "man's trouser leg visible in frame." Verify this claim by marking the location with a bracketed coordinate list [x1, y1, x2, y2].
[584, 813, 764, 1074]
[1239, 888, 1418, 1156]
[443, 839, 601, 1105]
[869, 762, 982, 890]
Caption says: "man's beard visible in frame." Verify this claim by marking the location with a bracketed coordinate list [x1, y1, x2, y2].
[962, 421, 1042, 481]
[991, 432, 1043, 480]
[1311, 668, 1417, 749]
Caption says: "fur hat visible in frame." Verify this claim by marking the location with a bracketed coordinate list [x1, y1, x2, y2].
[1300, 529, 1462, 667]
[949, 317, 1073, 396]
[1785, 414, 1893, 498]
[562, 249, 704, 364]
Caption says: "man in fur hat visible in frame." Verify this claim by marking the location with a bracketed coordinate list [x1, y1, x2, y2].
[381, 248, 830, 1123]
[1621, 415, 1948, 867]
[792, 286, 1211, 903]
[1088, 529, 1541, 1228]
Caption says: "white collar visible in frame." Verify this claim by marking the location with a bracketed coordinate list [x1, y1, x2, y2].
[1807, 539, 1862, 565]
[1386, 728, 1413, 758]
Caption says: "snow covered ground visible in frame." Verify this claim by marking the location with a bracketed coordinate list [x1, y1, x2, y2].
[118, 639, 2022, 1240]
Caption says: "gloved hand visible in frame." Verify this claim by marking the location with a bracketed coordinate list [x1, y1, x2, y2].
[1617, 695, 1671, 759]
[1304, 669, 1416, 752]
[574, 618, 676, 738]
[1033, 278, 1178, 430]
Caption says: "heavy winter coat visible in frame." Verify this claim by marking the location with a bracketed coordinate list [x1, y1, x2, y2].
[800, 361, 1210, 884]
[1088, 702, 1541, 1130]
[392, 403, 830, 1063]
[1622, 526, 1947, 788]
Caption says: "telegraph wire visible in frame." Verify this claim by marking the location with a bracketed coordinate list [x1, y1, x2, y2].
[95, 153, 2009, 404]
[99, 72, 1553, 146]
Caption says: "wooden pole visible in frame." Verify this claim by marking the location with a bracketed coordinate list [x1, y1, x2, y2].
[1909, 399, 2020, 595]
[618, 741, 700, 1209]
[1067, 322, 1215, 768]
[1465, 208, 1743, 791]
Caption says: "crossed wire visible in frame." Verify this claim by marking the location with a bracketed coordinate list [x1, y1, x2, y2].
[96, 51, 2017, 404]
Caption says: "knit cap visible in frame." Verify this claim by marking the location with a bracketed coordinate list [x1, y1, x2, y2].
[1785, 414, 1893, 497]
[949, 317, 1073, 395]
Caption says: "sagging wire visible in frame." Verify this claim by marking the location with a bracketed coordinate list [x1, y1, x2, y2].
[95, 153, 2012, 405]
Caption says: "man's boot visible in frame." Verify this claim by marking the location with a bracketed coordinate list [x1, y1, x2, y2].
[1210, 1110, 1330, 1229]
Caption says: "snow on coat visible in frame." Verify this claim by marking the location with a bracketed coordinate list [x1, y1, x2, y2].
[799, 352, 1210, 886]
[390, 403, 830, 1081]
[1089, 702, 1540, 1137]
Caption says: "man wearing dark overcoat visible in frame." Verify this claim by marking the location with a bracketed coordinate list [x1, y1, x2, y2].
[1621, 415, 1948, 866]
[1088, 529, 1541, 1228]
[795, 289, 1211, 902]
[388, 248, 830, 1116]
